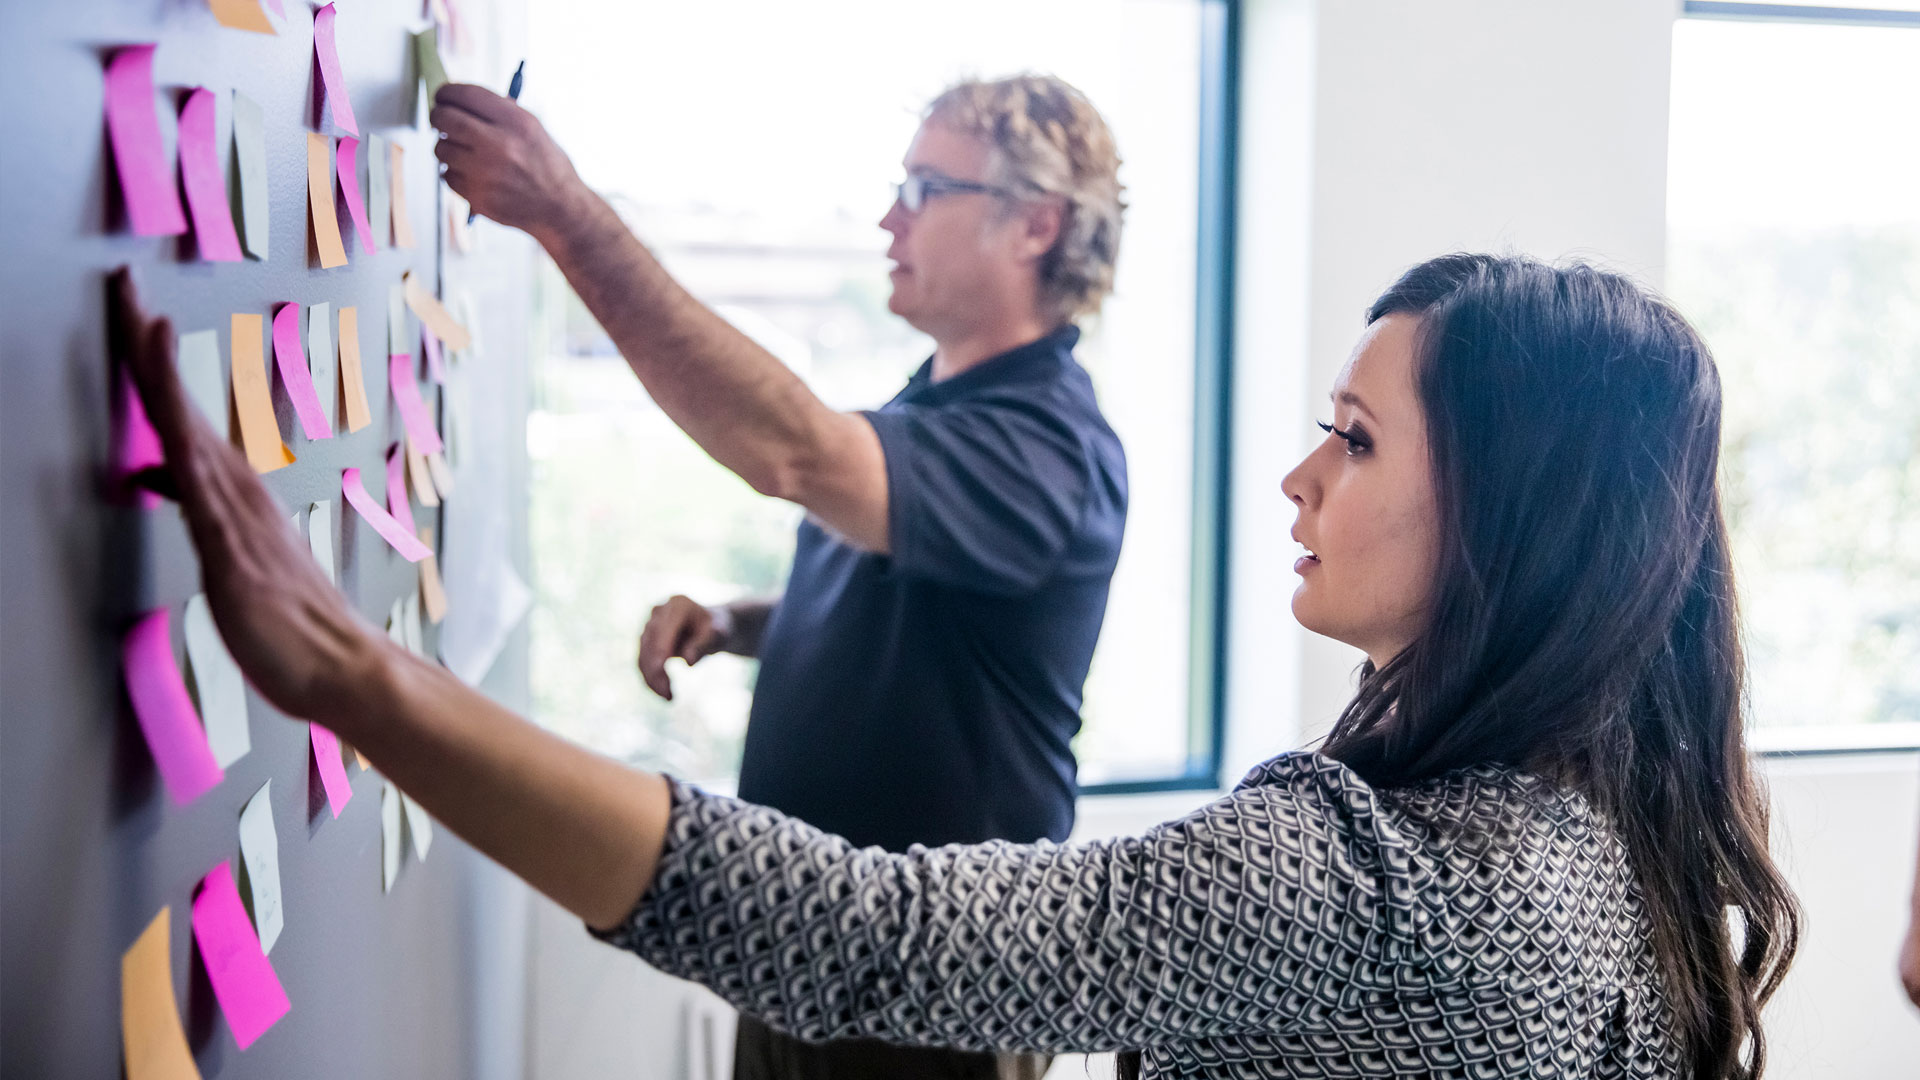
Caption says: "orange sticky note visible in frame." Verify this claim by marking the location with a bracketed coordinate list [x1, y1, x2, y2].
[418, 527, 447, 624]
[230, 314, 293, 472]
[401, 272, 471, 352]
[122, 908, 204, 1080]
[389, 142, 414, 249]
[306, 132, 348, 269]
[208, 0, 275, 34]
[405, 437, 439, 508]
[336, 306, 372, 432]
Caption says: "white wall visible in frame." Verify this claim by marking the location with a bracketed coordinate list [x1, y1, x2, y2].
[527, 2, 1920, 1076]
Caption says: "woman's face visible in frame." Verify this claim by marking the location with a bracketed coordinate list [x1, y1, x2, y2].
[1282, 313, 1441, 667]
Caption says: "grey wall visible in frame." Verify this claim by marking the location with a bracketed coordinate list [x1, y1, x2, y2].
[1, 0, 534, 1075]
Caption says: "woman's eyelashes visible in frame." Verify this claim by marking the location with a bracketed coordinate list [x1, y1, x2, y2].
[1316, 419, 1372, 456]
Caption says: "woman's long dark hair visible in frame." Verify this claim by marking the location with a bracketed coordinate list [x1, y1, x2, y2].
[1120, 254, 1797, 1080]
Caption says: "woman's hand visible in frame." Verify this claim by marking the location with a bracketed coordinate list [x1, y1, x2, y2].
[111, 268, 393, 732]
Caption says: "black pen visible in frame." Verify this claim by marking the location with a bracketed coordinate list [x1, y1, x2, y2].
[468, 60, 526, 225]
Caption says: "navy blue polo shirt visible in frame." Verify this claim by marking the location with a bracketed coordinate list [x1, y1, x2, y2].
[735, 325, 1128, 853]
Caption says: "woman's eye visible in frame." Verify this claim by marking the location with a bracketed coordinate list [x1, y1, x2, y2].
[1316, 419, 1369, 456]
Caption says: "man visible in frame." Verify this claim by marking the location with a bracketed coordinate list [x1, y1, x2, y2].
[432, 73, 1128, 1079]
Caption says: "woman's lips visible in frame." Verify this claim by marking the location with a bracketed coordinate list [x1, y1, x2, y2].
[1293, 554, 1319, 575]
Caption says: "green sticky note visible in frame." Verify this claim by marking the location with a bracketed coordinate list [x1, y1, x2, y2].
[414, 28, 450, 106]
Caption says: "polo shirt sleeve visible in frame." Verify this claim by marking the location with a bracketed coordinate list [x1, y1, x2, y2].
[862, 393, 1091, 596]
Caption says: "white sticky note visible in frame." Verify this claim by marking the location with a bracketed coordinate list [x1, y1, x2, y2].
[381, 782, 403, 893]
[306, 302, 337, 429]
[307, 500, 336, 585]
[232, 90, 269, 261]
[401, 592, 425, 657]
[364, 133, 390, 249]
[178, 329, 229, 441]
[238, 780, 284, 953]
[399, 791, 433, 861]
[183, 594, 249, 769]
[387, 283, 409, 357]
[386, 597, 407, 647]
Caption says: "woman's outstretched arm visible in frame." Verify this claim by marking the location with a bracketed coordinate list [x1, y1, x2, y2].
[111, 268, 669, 931]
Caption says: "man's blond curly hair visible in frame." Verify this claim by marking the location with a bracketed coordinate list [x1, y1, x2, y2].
[924, 74, 1126, 325]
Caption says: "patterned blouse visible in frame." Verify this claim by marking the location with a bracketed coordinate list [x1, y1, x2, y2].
[592, 752, 1681, 1078]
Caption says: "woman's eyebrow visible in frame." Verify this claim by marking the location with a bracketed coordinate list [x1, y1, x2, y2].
[1332, 390, 1378, 421]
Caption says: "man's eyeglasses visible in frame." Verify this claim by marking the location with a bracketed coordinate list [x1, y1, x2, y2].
[892, 174, 1014, 214]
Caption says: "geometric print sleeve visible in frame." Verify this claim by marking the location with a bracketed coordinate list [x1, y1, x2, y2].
[589, 754, 1438, 1053]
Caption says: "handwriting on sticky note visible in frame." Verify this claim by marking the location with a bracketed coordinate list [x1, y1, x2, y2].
[237, 780, 284, 953]
[271, 304, 333, 440]
[312, 4, 358, 136]
[121, 908, 203, 1080]
[231, 313, 294, 472]
[341, 467, 432, 561]
[232, 91, 269, 260]
[104, 46, 187, 237]
[183, 595, 249, 770]
[335, 137, 375, 255]
[388, 353, 443, 455]
[177, 89, 243, 261]
[191, 861, 290, 1050]
[389, 142, 414, 248]
[123, 610, 224, 806]
[306, 132, 348, 269]
[385, 443, 417, 535]
[402, 273, 472, 352]
[337, 306, 373, 432]
[308, 723, 353, 817]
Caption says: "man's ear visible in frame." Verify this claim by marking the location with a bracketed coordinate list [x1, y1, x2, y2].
[1018, 197, 1066, 262]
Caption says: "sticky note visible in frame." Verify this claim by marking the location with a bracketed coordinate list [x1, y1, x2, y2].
[445, 196, 473, 253]
[335, 137, 374, 255]
[341, 467, 432, 561]
[262, 0, 285, 17]
[336, 307, 372, 432]
[400, 791, 434, 860]
[305, 302, 337, 429]
[237, 781, 284, 954]
[183, 595, 249, 770]
[363, 132, 390, 248]
[402, 272, 472, 352]
[401, 593, 425, 656]
[104, 46, 187, 237]
[388, 353, 443, 455]
[117, 370, 164, 510]
[121, 908, 203, 1080]
[177, 88, 243, 262]
[123, 610, 224, 806]
[389, 142, 414, 248]
[450, 290, 480, 360]
[312, 4, 358, 136]
[306, 132, 348, 269]
[308, 500, 335, 585]
[387, 282, 409, 355]
[426, 450, 454, 498]
[190, 861, 290, 1050]
[414, 28, 450, 105]
[308, 723, 352, 817]
[421, 325, 446, 384]
[387, 597, 407, 646]
[385, 444, 417, 536]
[232, 91, 269, 260]
[231, 313, 293, 472]
[177, 329, 228, 441]
[381, 782, 403, 892]
[418, 527, 448, 624]
[406, 437, 439, 508]
[271, 304, 332, 440]
[209, 0, 275, 34]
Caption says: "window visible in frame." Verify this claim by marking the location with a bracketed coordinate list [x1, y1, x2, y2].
[1666, 4, 1920, 750]
[526, 1, 1234, 789]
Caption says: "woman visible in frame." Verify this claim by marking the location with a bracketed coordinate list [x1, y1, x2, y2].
[110, 252, 1797, 1079]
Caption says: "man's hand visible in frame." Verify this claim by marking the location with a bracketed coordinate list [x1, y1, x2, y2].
[637, 596, 730, 702]
[110, 268, 392, 731]
[429, 84, 591, 238]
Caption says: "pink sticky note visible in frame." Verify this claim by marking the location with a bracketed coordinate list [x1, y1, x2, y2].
[335, 137, 375, 255]
[271, 304, 333, 441]
[420, 326, 446, 384]
[385, 444, 417, 535]
[177, 88, 243, 261]
[191, 860, 290, 1049]
[308, 723, 353, 817]
[116, 370, 164, 510]
[387, 354, 443, 455]
[342, 467, 432, 561]
[312, 5, 358, 136]
[104, 46, 188, 237]
[263, 0, 286, 16]
[122, 610, 224, 805]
